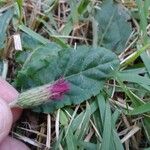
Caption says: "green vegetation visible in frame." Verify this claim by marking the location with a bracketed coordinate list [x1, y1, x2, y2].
[1, 0, 150, 149]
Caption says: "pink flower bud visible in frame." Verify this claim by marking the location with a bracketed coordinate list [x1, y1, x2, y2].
[50, 78, 70, 100]
[9, 78, 70, 108]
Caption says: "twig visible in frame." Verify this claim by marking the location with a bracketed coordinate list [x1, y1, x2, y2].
[2, 60, 8, 79]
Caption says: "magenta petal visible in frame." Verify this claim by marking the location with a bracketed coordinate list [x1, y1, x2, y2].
[50, 78, 70, 100]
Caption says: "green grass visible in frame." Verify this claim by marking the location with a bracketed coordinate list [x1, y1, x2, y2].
[1, 0, 150, 149]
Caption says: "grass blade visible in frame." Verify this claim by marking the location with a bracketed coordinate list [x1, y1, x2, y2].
[101, 101, 111, 150]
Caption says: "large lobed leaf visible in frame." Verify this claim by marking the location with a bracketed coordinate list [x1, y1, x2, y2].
[95, 0, 132, 54]
[15, 45, 119, 113]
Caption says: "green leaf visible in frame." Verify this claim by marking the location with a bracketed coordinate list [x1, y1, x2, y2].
[97, 93, 106, 128]
[78, 141, 97, 150]
[112, 130, 124, 150]
[15, 46, 119, 113]
[14, 43, 62, 88]
[59, 110, 69, 126]
[40, 19, 69, 48]
[15, 33, 44, 65]
[112, 109, 121, 127]
[129, 103, 150, 115]
[19, 24, 49, 44]
[78, 0, 90, 14]
[144, 0, 150, 18]
[143, 116, 150, 142]
[117, 72, 150, 91]
[120, 44, 150, 68]
[95, 0, 132, 54]
[53, 129, 64, 149]
[0, 8, 13, 50]
[65, 128, 77, 150]
[101, 101, 112, 150]
[16, 0, 23, 21]
[136, 0, 148, 41]
[115, 74, 145, 107]
[71, 100, 98, 131]
[75, 102, 91, 140]
[68, 0, 79, 24]
[21, 33, 43, 51]
[135, 1, 150, 76]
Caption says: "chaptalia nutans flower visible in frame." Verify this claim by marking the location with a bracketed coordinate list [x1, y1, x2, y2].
[10, 78, 70, 108]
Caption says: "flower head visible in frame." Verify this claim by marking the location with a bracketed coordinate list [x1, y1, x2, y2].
[50, 78, 70, 100]
[9, 78, 70, 108]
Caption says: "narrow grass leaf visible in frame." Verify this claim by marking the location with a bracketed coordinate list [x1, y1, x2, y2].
[112, 130, 124, 150]
[19, 24, 49, 44]
[78, 0, 90, 14]
[97, 93, 106, 125]
[111, 108, 123, 149]
[75, 102, 91, 139]
[115, 73, 145, 107]
[65, 128, 77, 150]
[136, 0, 150, 76]
[92, 110, 103, 138]
[117, 72, 150, 91]
[112, 109, 121, 127]
[16, 0, 23, 21]
[53, 129, 64, 150]
[59, 110, 69, 126]
[101, 101, 111, 150]
[120, 44, 150, 68]
[129, 103, 150, 115]
[71, 100, 98, 132]
[143, 116, 150, 142]
[78, 141, 97, 150]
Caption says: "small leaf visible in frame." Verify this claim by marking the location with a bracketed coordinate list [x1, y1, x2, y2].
[95, 0, 132, 54]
